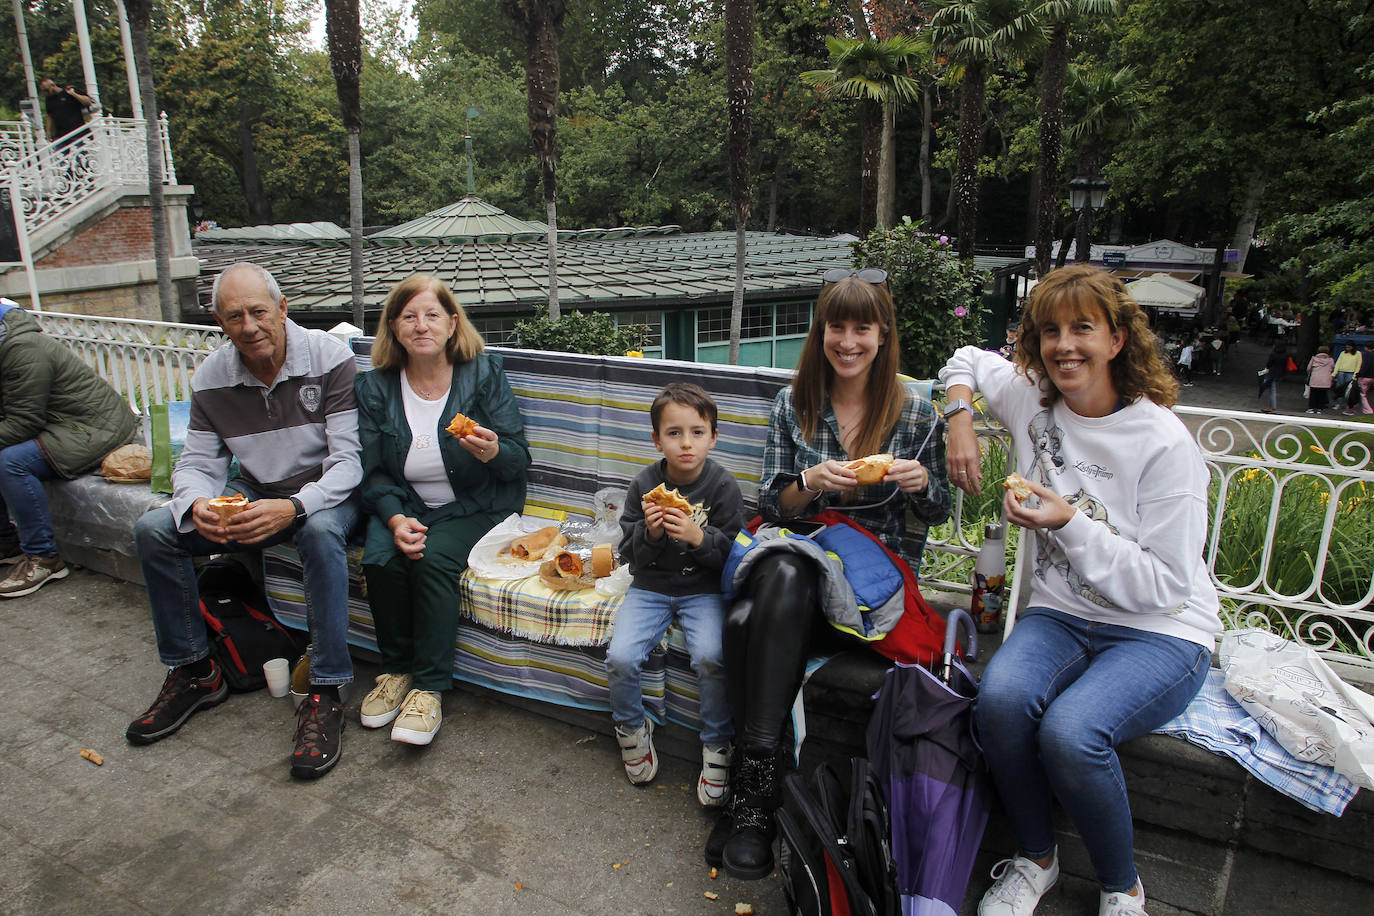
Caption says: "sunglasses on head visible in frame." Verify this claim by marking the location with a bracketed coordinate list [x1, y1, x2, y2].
[823, 267, 888, 285]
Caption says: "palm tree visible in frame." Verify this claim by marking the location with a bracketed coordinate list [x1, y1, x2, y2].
[124, 0, 175, 321]
[1061, 64, 1139, 266]
[325, 0, 365, 329]
[725, 0, 754, 365]
[801, 35, 925, 235]
[930, 0, 1041, 259]
[1031, 0, 1120, 277]
[503, 0, 568, 320]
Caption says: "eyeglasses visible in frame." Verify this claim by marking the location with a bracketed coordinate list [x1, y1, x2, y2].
[823, 267, 888, 285]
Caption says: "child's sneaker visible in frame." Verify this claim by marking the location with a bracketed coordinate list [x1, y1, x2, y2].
[697, 743, 732, 806]
[978, 850, 1059, 915]
[615, 718, 658, 785]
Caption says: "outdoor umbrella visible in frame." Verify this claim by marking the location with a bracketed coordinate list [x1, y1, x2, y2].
[866, 609, 989, 916]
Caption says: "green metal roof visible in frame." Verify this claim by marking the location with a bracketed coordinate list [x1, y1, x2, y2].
[369, 196, 549, 240]
[193, 231, 1031, 319]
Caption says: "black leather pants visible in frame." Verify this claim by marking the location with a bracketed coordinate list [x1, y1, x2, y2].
[723, 552, 827, 754]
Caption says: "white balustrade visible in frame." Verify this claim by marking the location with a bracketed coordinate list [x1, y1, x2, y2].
[0, 119, 37, 169]
[27, 309, 1374, 675]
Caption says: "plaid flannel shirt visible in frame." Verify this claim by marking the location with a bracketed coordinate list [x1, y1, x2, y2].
[759, 383, 950, 561]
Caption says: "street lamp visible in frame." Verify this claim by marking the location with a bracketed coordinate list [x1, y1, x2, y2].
[1068, 175, 1109, 263]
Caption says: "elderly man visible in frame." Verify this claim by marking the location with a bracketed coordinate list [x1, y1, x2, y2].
[126, 263, 362, 780]
[0, 297, 137, 597]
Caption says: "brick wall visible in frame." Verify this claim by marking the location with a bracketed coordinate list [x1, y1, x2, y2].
[36, 205, 155, 268]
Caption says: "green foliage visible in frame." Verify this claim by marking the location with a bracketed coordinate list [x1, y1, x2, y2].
[513, 311, 649, 355]
[852, 219, 988, 379]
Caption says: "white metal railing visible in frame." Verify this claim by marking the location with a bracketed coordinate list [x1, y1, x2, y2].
[2, 114, 177, 241]
[33, 310, 224, 412]
[0, 119, 37, 169]
[27, 310, 1374, 677]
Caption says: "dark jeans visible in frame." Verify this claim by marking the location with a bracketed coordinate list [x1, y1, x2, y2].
[0, 440, 59, 557]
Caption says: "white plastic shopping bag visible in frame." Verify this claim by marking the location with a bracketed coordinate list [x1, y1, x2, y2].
[1220, 628, 1374, 790]
[467, 513, 548, 580]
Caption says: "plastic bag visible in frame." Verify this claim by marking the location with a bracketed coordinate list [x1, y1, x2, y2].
[149, 403, 172, 494]
[467, 514, 550, 580]
[101, 444, 152, 482]
[1220, 628, 1374, 790]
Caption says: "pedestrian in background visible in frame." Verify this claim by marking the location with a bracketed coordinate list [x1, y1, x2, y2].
[1306, 346, 1335, 413]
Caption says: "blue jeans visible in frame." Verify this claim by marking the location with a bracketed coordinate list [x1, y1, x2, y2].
[133, 482, 359, 685]
[0, 440, 59, 557]
[974, 607, 1209, 892]
[606, 587, 733, 746]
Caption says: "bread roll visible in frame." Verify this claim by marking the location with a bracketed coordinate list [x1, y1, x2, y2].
[553, 550, 583, 578]
[845, 453, 894, 486]
[207, 493, 249, 525]
[445, 412, 478, 438]
[591, 543, 615, 578]
[510, 526, 565, 559]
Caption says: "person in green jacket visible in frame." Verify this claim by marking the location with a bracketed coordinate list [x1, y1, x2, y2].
[354, 275, 531, 747]
[0, 299, 137, 596]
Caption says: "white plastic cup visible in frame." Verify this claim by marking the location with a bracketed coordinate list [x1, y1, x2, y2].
[263, 658, 290, 698]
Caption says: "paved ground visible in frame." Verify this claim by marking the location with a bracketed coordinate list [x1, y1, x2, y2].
[3, 331, 1369, 915]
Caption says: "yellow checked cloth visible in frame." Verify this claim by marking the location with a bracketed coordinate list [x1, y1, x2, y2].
[459, 568, 623, 647]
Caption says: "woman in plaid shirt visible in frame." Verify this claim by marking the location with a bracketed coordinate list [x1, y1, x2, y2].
[707, 270, 950, 880]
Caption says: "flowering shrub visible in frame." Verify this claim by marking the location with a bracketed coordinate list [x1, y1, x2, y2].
[851, 218, 988, 379]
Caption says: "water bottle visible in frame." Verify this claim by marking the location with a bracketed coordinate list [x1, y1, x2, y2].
[971, 523, 1007, 634]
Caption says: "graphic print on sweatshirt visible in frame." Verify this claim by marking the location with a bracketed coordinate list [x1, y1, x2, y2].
[1027, 408, 1119, 608]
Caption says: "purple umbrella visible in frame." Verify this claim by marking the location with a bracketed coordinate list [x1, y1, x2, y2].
[867, 609, 989, 916]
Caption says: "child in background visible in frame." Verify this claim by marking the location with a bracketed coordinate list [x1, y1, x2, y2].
[606, 383, 744, 806]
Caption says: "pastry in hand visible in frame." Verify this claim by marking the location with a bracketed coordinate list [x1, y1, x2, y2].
[445, 412, 478, 438]
[845, 453, 895, 486]
[207, 493, 249, 525]
[1003, 472, 1035, 503]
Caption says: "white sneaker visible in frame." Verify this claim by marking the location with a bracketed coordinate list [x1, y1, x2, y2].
[697, 743, 732, 807]
[978, 851, 1059, 915]
[1099, 881, 1149, 916]
[390, 689, 441, 746]
[615, 719, 658, 785]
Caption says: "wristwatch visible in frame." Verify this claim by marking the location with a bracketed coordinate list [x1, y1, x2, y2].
[942, 399, 973, 420]
[289, 497, 307, 524]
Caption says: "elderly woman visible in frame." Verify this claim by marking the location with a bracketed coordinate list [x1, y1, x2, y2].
[355, 275, 530, 746]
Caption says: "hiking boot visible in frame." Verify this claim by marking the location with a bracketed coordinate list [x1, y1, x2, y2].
[1099, 881, 1149, 916]
[290, 650, 311, 709]
[125, 661, 229, 745]
[615, 718, 658, 785]
[978, 851, 1060, 916]
[360, 672, 413, 728]
[0, 535, 21, 564]
[721, 749, 782, 880]
[291, 692, 344, 779]
[391, 689, 442, 746]
[697, 743, 732, 807]
[0, 554, 69, 598]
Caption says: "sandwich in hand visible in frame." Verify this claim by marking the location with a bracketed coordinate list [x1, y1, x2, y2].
[445, 412, 478, 438]
[845, 453, 895, 486]
[1003, 472, 1035, 504]
[643, 483, 692, 513]
[207, 493, 249, 525]
[509, 526, 567, 560]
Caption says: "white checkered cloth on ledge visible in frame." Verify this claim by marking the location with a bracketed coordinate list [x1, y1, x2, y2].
[1155, 668, 1358, 815]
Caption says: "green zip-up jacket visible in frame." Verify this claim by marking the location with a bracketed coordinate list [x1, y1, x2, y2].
[0, 305, 137, 477]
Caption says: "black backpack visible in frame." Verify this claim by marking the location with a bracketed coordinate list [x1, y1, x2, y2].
[777, 759, 899, 916]
[197, 557, 302, 692]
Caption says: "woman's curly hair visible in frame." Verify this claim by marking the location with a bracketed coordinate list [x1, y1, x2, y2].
[1014, 264, 1179, 408]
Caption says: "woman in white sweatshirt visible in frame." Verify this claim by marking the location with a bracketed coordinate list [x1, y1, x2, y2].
[940, 265, 1219, 916]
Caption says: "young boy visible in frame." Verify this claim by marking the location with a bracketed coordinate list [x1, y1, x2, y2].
[606, 382, 743, 806]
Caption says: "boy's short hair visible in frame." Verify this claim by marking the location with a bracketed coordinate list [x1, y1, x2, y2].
[650, 382, 718, 433]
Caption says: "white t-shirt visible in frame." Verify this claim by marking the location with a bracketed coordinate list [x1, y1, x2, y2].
[400, 370, 456, 509]
[940, 346, 1221, 650]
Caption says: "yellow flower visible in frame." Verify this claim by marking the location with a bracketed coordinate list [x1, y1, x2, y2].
[1310, 445, 1327, 455]
[625, 350, 644, 358]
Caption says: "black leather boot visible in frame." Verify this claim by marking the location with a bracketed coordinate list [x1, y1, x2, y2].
[720, 749, 781, 880]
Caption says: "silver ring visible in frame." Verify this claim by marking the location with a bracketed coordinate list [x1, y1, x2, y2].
[958, 471, 968, 476]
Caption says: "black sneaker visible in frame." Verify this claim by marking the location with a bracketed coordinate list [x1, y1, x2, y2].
[126, 662, 229, 745]
[291, 693, 344, 779]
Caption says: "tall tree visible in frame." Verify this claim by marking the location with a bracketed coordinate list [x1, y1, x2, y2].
[1061, 63, 1139, 266]
[1031, 0, 1120, 277]
[930, 0, 1040, 259]
[124, 0, 175, 321]
[325, 0, 365, 328]
[802, 35, 924, 235]
[503, 0, 568, 319]
[725, 0, 754, 364]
